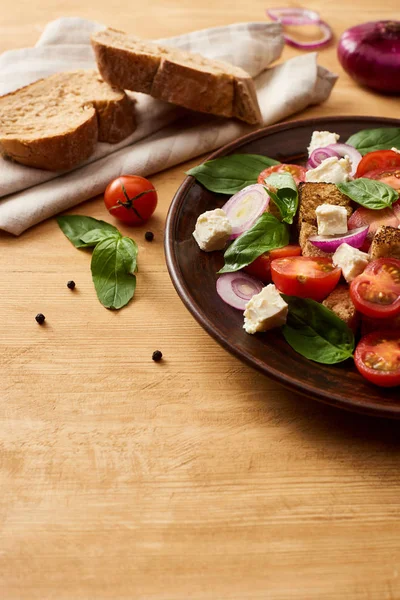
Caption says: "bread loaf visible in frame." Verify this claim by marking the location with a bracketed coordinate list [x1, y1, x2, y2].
[0, 70, 136, 171]
[91, 28, 262, 125]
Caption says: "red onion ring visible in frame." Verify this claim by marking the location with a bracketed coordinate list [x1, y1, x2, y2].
[307, 147, 341, 169]
[309, 226, 370, 253]
[306, 143, 362, 175]
[216, 273, 263, 311]
[266, 7, 333, 50]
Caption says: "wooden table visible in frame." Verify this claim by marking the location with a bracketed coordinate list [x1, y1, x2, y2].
[1, 2, 400, 598]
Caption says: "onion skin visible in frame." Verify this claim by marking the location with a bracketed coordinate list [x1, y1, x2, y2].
[338, 21, 400, 94]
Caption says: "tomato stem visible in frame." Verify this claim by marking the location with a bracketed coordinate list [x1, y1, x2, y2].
[110, 180, 153, 220]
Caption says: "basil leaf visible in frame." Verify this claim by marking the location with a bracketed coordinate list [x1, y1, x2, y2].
[57, 215, 119, 248]
[91, 236, 138, 309]
[346, 127, 400, 155]
[281, 295, 355, 364]
[264, 172, 298, 224]
[337, 178, 399, 210]
[186, 154, 280, 195]
[219, 213, 289, 273]
[81, 228, 121, 246]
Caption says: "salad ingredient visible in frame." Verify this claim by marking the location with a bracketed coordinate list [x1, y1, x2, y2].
[309, 226, 369, 254]
[145, 231, 154, 241]
[193, 208, 232, 251]
[264, 172, 298, 224]
[219, 213, 289, 273]
[267, 7, 332, 50]
[348, 205, 399, 251]
[337, 178, 399, 210]
[152, 350, 163, 362]
[35, 313, 45, 325]
[332, 243, 370, 283]
[308, 131, 340, 156]
[350, 258, 400, 319]
[315, 204, 348, 236]
[369, 226, 400, 260]
[354, 331, 400, 388]
[57, 215, 119, 248]
[222, 184, 269, 238]
[299, 222, 330, 258]
[244, 245, 302, 282]
[281, 295, 355, 364]
[322, 285, 359, 331]
[187, 154, 279, 195]
[363, 169, 400, 191]
[217, 272, 263, 311]
[338, 21, 400, 94]
[305, 156, 351, 184]
[91, 236, 138, 310]
[258, 163, 306, 186]
[104, 176, 157, 225]
[356, 150, 400, 177]
[270, 256, 341, 302]
[308, 143, 362, 176]
[67, 280, 76, 290]
[298, 183, 353, 228]
[347, 128, 400, 156]
[243, 284, 288, 334]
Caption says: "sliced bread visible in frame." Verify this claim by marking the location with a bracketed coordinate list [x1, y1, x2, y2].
[0, 70, 136, 171]
[91, 28, 262, 125]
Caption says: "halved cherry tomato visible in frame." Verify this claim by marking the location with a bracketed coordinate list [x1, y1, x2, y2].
[348, 206, 400, 252]
[354, 331, 400, 388]
[363, 168, 400, 191]
[104, 175, 157, 225]
[244, 245, 302, 283]
[350, 258, 400, 319]
[270, 256, 341, 302]
[356, 150, 400, 178]
[258, 164, 307, 186]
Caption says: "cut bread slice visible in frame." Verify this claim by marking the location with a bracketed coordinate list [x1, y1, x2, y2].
[91, 28, 262, 125]
[0, 70, 136, 171]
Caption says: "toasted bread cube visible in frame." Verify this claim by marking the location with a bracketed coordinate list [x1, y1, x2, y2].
[297, 183, 353, 229]
[298, 222, 332, 258]
[369, 225, 400, 260]
[322, 285, 359, 331]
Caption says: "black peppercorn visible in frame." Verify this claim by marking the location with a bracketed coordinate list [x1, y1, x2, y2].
[145, 231, 154, 242]
[67, 280, 76, 290]
[35, 313, 45, 325]
[152, 350, 163, 362]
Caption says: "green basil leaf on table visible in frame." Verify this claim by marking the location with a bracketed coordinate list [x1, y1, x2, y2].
[57, 215, 119, 248]
[219, 213, 289, 273]
[91, 236, 139, 310]
[80, 228, 121, 246]
[337, 178, 399, 210]
[264, 172, 298, 224]
[281, 295, 355, 365]
[346, 127, 400, 155]
[186, 154, 280, 195]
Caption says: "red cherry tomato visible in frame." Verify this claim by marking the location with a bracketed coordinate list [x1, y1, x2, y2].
[348, 206, 400, 252]
[270, 256, 341, 302]
[362, 169, 400, 191]
[244, 245, 302, 283]
[356, 150, 400, 179]
[350, 258, 400, 319]
[258, 164, 307, 186]
[354, 331, 400, 388]
[104, 176, 157, 225]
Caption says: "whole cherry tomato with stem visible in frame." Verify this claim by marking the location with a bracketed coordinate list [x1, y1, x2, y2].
[104, 175, 158, 225]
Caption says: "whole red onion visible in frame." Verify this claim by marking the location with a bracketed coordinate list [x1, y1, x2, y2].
[338, 21, 400, 94]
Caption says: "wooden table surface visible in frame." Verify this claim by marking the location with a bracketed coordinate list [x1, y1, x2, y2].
[1, 2, 400, 599]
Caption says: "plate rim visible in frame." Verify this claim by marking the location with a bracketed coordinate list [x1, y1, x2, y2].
[165, 115, 400, 419]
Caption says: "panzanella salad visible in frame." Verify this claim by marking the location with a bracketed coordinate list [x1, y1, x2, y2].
[187, 127, 400, 388]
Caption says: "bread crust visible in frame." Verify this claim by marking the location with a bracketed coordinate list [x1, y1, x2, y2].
[0, 70, 136, 171]
[91, 29, 262, 125]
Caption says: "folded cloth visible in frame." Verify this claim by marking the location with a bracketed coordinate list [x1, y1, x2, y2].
[0, 17, 337, 235]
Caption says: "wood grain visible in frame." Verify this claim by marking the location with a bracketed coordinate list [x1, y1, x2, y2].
[1, 1, 400, 599]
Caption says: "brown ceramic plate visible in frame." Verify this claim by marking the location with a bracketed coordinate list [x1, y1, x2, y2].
[165, 116, 400, 418]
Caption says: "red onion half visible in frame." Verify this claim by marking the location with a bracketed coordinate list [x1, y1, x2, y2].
[216, 273, 263, 310]
[309, 225, 369, 253]
[266, 7, 333, 50]
[222, 184, 269, 239]
[338, 21, 400, 94]
[307, 143, 362, 175]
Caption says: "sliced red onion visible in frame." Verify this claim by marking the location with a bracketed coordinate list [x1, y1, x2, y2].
[216, 273, 263, 311]
[307, 146, 341, 169]
[222, 184, 269, 239]
[283, 20, 333, 50]
[309, 225, 369, 253]
[306, 143, 362, 175]
[267, 7, 320, 25]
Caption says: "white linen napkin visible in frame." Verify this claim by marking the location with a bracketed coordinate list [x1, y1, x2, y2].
[0, 17, 337, 235]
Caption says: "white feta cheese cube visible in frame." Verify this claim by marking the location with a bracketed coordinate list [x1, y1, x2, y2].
[316, 204, 348, 236]
[305, 156, 352, 184]
[308, 130, 340, 156]
[243, 284, 288, 335]
[391, 147, 400, 155]
[332, 243, 370, 283]
[193, 208, 232, 252]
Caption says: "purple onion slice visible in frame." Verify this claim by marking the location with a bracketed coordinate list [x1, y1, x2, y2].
[222, 184, 269, 239]
[309, 225, 369, 253]
[216, 273, 263, 311]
